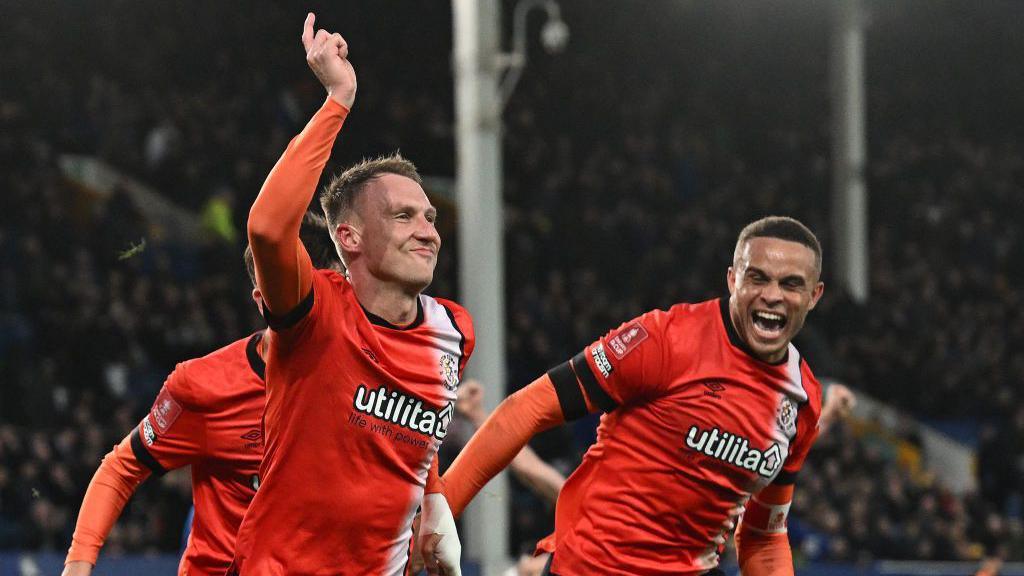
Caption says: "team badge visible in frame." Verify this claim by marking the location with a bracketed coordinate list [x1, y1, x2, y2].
[439, 353, 460, 392]
[777, 397, 797, 436]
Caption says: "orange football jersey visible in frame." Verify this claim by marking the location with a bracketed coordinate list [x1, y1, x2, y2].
[546, 298, 821, 575]
[132, 332, 266, 576]
[231, 270, 474, 575]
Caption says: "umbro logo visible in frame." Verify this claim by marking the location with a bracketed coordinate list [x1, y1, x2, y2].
[703, 381, 726, 399]
[241, 429, 263, 449]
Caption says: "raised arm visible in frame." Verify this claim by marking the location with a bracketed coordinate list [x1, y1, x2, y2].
[248, 13, 356, 317]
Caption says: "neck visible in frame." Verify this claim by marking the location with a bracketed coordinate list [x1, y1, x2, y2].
[258, 329, 269, 359]
[348, 269, 421, 327]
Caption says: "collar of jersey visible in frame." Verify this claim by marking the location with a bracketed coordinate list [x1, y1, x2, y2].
[361, 297, 425, 331]
[246, 331, 267, 380]
[718, 297, 788, 366]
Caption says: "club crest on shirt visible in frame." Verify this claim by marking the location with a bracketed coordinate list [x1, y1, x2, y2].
[439, 353, 460, 392]
[777, 397, 798, 436]
[607, 322, 648, 360]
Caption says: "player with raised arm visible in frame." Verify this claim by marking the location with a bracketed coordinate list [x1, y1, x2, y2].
[230, 13, 472, 576]
[443, 216, 826, 576]
[61, 213, 342, 576]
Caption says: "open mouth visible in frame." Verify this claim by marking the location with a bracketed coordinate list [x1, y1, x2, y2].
[751, 310, 787, 339]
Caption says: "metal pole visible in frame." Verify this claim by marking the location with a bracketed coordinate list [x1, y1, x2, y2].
[452, 0, 510, 574]
[830, 0, 869, 303]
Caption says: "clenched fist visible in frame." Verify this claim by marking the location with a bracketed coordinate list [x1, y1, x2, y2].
[301, 13, 357, 109]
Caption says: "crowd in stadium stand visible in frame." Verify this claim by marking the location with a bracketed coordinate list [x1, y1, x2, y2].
[2, 0, 1023, 566]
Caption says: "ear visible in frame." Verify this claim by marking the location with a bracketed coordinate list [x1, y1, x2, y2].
[251, 288, 263, 307]
[807, 281, 825, 311]
[336, 222, 361, 255]
[726, 266, 737, 296]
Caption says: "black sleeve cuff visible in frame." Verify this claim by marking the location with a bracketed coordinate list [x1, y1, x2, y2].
[548, 361, 588, 421]
[571, 351, 619, 413]
[262, 286, 315, 331]
[130, 428, 168, 476]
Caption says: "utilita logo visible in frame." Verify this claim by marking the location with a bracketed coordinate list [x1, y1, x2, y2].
[685, 425, 783, 479]
[353, 385, 453, 440]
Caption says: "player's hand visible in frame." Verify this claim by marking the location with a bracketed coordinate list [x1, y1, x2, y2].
[820, 382, 856, 433]
[61, 561, 93, 576]
[418, 493, 462, 576]
[516, 553, 550, 576]
[455, 379, 487, 427]
[301, 13, 357, 109]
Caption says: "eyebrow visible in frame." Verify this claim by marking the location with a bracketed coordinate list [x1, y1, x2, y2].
[747, 266, 807, 285]
[390, 203, 437, 218]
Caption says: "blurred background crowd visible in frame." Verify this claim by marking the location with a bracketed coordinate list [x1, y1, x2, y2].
[1, 0, 1022, 567]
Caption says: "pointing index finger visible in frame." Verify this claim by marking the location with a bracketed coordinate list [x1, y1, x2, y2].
[301, 13, 315, 51]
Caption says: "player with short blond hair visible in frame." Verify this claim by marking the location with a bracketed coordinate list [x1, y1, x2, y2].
[230, 13, 472, 576]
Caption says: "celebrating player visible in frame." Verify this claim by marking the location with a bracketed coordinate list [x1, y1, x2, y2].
[230, 13, 472, 576]
[61, 213, 343, 576]
[443, 216, 825, 576]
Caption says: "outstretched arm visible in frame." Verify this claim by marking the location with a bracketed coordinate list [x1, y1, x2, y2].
[455, 379, 565, 505]
[248, 13, 356, 318]
[442, 375, 566, 517]
[62, 436, 152, 575]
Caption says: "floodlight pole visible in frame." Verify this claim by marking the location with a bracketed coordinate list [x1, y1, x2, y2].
[830, 0, 869, 302]
[452, 0, 509, 574]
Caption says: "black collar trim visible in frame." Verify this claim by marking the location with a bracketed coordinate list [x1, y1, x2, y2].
[362, 298, 424, 331]
[246, 331, 266, 380]
[718, 297, 788, 366]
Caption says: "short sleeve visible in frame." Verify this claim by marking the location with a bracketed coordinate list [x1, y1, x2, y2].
[130, 368, 206, 474]
[263, 269, 338, 338]
[575, 310, 669, 410]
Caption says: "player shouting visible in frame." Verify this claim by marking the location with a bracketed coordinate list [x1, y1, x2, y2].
[444, 216, 825, 576]
[62, 213, 342, 576]
[230, 13, 472, 576]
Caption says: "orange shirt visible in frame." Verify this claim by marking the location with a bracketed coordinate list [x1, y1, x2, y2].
[231, 271, 473, 575]
[545, 298, 820, 575]
[67, 333, 266, 576]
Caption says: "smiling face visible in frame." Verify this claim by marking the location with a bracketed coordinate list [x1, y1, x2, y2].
[727, 236, 824, 363]
[348, 173, 440, 292]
